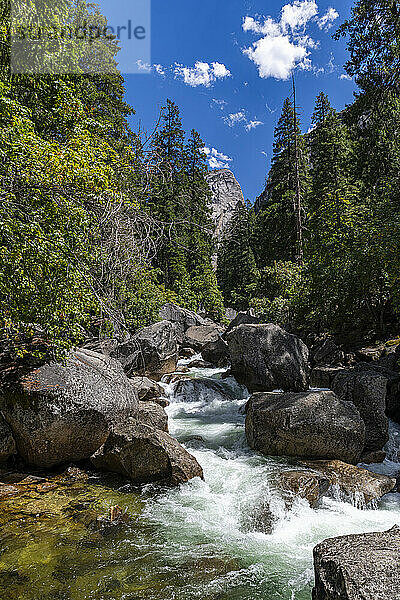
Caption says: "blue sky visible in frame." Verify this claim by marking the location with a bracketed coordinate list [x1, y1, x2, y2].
[100, 0, 357, 202]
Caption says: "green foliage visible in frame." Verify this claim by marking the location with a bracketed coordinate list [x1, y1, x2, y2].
[149, 100, 223, 318]
[0, 3, 224, 359]
[335, 0, 400, 94]
[253, 97, 309, 267]
[250, 261, 306, 326]
[217, 202, 259, 310]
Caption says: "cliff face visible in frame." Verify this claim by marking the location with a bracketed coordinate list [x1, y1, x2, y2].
[206, 169, 245, 243]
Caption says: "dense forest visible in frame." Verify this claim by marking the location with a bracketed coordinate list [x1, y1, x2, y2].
[1, 0, 400, 361]
[219, 0, 400, 336]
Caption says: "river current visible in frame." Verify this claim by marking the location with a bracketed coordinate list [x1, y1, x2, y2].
[1, 359, 400, 600]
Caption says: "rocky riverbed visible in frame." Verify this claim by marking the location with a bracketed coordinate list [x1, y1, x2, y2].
[1, 358, 399, 599]
[1, 307, 400, 599]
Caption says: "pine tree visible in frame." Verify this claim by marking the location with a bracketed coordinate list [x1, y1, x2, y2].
[217, 202, 258, 310]
[253, 97, 308, 267]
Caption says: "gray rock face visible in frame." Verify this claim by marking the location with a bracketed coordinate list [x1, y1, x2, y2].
[138, 401, 168, 432]
[91, 422, 203, 485]
[312, 526, 400, 600]
[224, 312, 260, 336]
[206, 169, 245, 244]
[331, 368, 389, 453]
[311, 338, 344, 367]
[1, 349, 139, 468]
[201, 338, 229, 366]
[0, 415, 16, 463]
[226, 323, 310, 392]
[159, 303, 208, 332]
[111, 321, 178, 379]
[246, 391, 365, 464]
[130, 377, 164, 402]
[184, 325, 222, 352]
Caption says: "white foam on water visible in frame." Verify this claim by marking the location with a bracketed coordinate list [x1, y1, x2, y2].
[146, 368, 400, 599]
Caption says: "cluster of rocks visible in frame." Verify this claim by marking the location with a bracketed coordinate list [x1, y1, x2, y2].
[0, 303, 237, 487]
[0, 307, 218, 486]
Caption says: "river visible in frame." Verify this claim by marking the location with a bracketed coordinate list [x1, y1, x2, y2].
[1, 359, 400, 599]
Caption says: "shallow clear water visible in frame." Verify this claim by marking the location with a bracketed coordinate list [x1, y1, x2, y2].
[1, 363, 400, 600]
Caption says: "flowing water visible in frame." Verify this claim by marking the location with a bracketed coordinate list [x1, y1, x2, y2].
[1, 361, 400, 600]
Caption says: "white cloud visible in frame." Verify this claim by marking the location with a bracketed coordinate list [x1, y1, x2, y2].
[202, 147, 232, 169]
[242, 0, 338, 80]
[136, 59, 152, 72]
[153, 64, 166, 76]
[174, 61, 231, 87]
[224, 111, 247, 127]
[212, 99, 228, 110]
[245, 119, 264, 131]
[340, 73, 351, 80]
[318, 7, 339, 30]
[244, 34, 311, 80]
[281, 0, 318, 32]
[212, 62, 231, 78]
[223, 110, 264, 131]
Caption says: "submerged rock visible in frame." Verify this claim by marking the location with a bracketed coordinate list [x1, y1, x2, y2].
[173, 378, 238, 404]
[305, 460, 396, 506]
[279, 460, 395, 508]
[312, 526, 400, 599]
[186, 358, 214, 369]
[278, 470, 330, 508]
[111, 321, 178, 379]
[1, 349, 139, 468]
[91, 422, 203, 485]
[245, 390, 365, 464]
[226, 323, 310, 392]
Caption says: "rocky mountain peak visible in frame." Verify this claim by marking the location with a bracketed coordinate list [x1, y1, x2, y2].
[206, 169, 245, 243]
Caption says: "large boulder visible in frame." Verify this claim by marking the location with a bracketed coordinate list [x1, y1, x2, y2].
[201, 338, 229, 367]
[91, 421, 203, 485]
[111, 321, 178, 379]
[184, 325, 223, 352]
[331, 367, 389, 453]
[279, 460, 395, 508]
[224, 312, 260, 335]
[0, 415, 16, 463]
[312, 526, 400, 600]
[310, 337, 344, 367]
[0, 349, 139, 468]
[226, 324, 310, 392]
[130, 376, 164, 401]
[138, 401, 168, 432]
[246, 391, 365, 464]
[159, 303, 208, 332]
